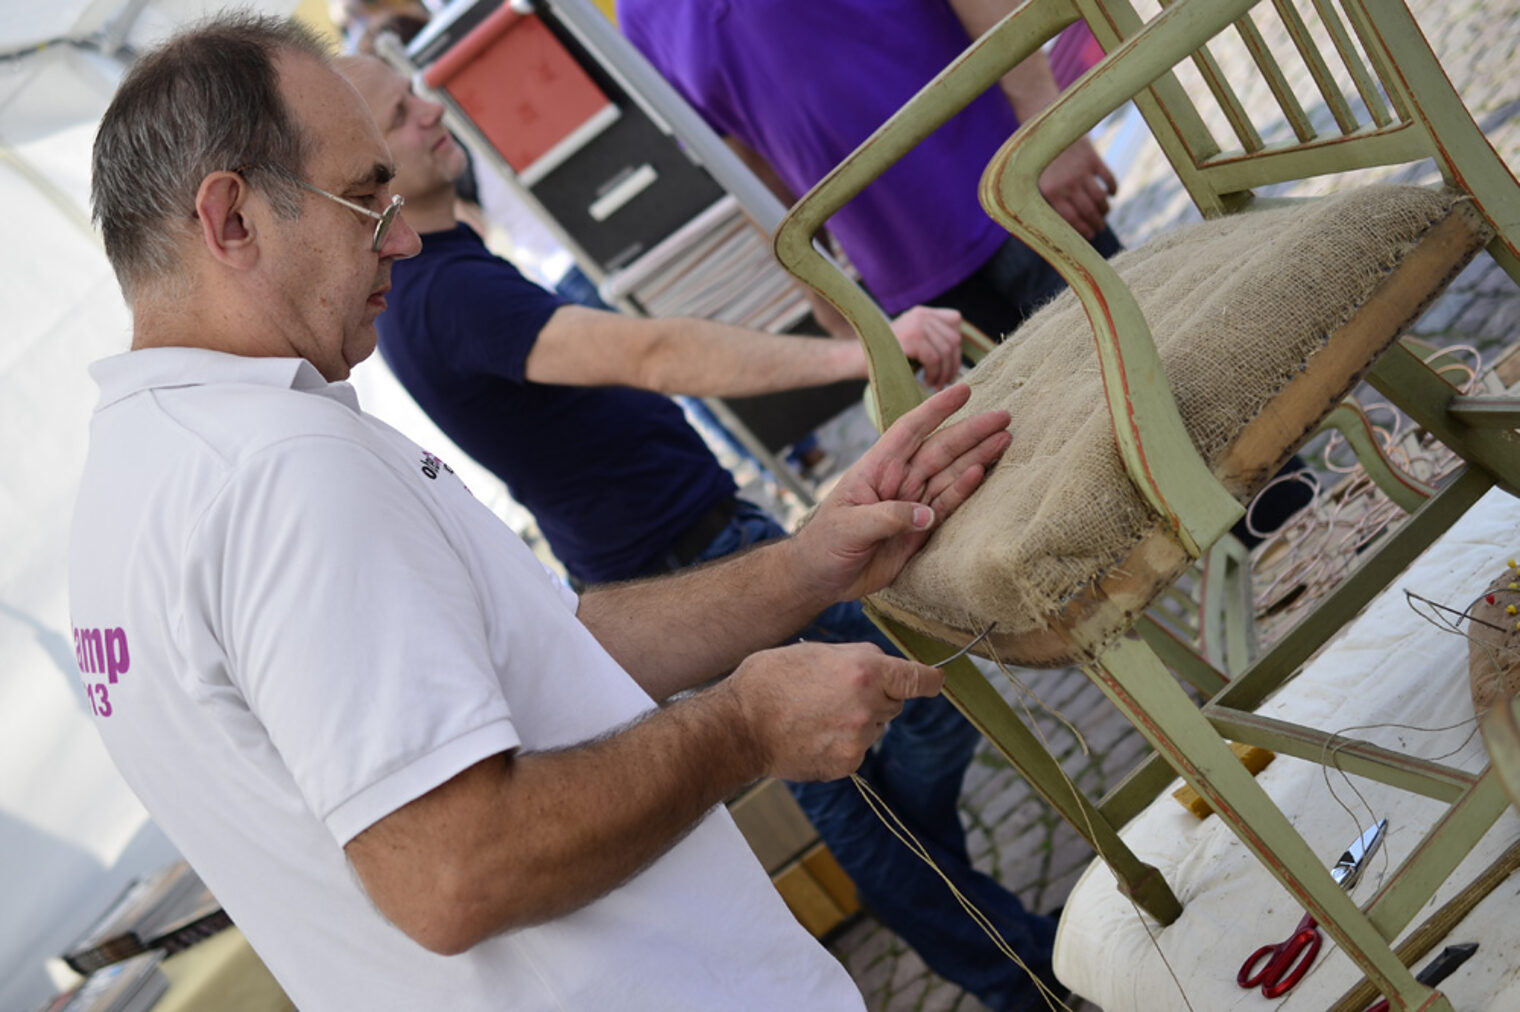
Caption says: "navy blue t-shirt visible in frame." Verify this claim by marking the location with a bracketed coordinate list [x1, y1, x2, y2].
[376, 224, 736, 584]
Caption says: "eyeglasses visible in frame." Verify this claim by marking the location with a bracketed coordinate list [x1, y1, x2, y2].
[233, 165, 403, 252]
[290, 178, 404, 253]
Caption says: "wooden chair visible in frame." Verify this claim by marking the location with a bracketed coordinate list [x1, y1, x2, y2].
[773, 1, 1520, 1008]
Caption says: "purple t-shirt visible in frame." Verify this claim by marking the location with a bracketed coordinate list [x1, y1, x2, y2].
[620, 0, 1020, 314]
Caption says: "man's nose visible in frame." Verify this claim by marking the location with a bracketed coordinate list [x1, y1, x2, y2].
[382, 208, 423, 260]
[418, 94, 446, 127]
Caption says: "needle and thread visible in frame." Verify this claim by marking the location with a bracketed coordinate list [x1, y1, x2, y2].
[931, 622, 996, 667]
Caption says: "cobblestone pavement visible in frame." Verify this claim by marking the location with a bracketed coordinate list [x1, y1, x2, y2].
[729, 2, 1520, 1009]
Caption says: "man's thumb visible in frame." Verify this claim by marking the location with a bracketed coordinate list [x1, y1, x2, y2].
[884, 658, 945, 702]
[838, 501, 936, 551]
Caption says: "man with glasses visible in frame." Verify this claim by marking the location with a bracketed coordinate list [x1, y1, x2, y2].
[339, 50, 1074, 1011]
[70, 14, 1011, 1010]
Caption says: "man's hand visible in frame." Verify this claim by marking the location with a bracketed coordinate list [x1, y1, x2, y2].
[890, 305, 963, 389]
[723, 642, 944, 782]
[1039, 137, 1118, 239]
[788, 383, 1011, 604]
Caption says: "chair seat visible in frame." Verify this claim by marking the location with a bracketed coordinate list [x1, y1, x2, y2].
[871, 185, 1492, 667]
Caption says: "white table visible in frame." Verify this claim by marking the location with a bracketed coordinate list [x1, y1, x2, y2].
[1054, 489, 1520, 1011]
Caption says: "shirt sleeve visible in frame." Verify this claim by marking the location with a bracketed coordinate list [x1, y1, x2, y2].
[422, 244, 567, 384]
[184, 433, 520, 845]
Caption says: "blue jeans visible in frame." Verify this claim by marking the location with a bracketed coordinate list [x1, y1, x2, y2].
[675, 500, 1059, 1010]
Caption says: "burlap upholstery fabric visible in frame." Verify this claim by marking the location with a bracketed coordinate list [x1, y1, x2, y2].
[873, 185, 1491, 666]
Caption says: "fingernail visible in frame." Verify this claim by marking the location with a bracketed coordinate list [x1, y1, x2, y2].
[913, 505, 934, 529]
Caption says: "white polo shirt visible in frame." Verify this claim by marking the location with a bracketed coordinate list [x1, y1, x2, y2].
[68, 348, 863, 1011]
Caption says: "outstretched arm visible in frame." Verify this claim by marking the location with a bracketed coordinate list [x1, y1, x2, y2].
[577, 383, 1011, 699]
[344, 641, 943, 954]
[525, 302, 963, 394]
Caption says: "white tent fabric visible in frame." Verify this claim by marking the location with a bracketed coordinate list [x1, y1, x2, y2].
[0, 4, 525, 1006]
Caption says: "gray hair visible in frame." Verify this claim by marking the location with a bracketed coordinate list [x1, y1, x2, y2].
[90, 12, 331, 298]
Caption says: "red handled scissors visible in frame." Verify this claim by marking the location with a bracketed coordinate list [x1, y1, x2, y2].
[1237, 910, 1323, 998]
[1237, 819, 1387, 998]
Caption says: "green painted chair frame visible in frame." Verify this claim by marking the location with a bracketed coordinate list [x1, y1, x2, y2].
[773, 1, 1520, 1008]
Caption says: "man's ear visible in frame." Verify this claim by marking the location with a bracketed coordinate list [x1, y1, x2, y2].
[193, 171, 259, 269]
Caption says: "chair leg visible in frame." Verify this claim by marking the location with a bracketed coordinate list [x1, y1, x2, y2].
[1200, 535, 1257, 676]
[1485, 236, 1520, 289]
[1328, 838, 1520, 1012]
[1135, 616, 1230, 696]
[1103, 470, 1494, 827]
[1314, 399, 1437, 513]
[1087, 635, 1450, 1011]
[866, 608, 1184, 925]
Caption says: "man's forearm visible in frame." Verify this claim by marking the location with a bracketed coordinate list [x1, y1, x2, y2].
[345, 641, 935, 955]
[945, 0, 1115, 237]
[345, 681, 765, 953]
[580, 384, 1013, 698]
[619, 309, 965, 395]
[946, 0, 1061, 119]
[527, 305, 866, 396]
[996, 47, 1061, 122]
[578, 537, 831, 700]
[627, 315, 866, 396]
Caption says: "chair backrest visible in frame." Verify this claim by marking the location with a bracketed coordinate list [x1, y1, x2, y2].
[778, 0, 1520, 396]
[1073, 0, 1520, 260]
[777, 0, 1520, 560]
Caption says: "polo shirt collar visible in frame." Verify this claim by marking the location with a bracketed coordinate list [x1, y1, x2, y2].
[90, 348, 361, 413]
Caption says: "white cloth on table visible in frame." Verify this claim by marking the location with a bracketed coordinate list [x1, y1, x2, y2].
[1054, 487, 1520, 1011]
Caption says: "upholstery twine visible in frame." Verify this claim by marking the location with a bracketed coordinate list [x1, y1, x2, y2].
[877, 185, 1487, 658]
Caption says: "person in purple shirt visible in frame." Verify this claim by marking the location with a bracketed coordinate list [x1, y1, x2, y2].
[619, 0, 1122, 343]
[617, 10, 1310, 1004]
[615, 3, 1125, 1006]
[623, 0, 1313, 552]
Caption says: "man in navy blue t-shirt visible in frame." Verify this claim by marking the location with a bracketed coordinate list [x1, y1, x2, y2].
[344, 54, 1070, 1009]
[357, 125, 961, 583]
